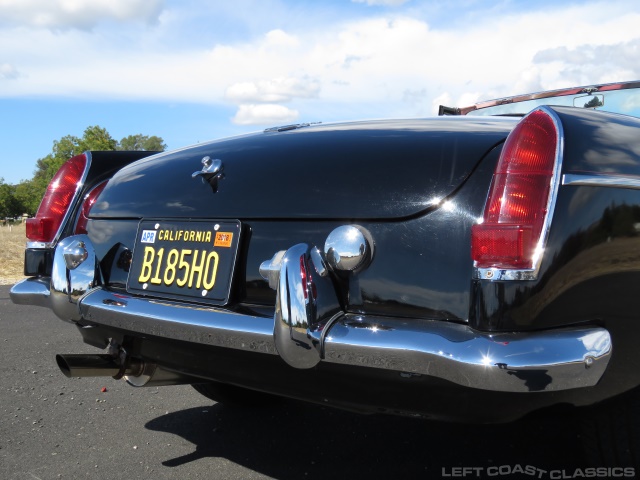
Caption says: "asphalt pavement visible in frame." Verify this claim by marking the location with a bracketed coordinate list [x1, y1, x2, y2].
[1, 285, 588, 479]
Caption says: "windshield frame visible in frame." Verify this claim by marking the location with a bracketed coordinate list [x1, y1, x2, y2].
[439, 80, 640, 116]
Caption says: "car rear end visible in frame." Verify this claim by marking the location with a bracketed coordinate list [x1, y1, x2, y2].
[10, 112, 619, 422]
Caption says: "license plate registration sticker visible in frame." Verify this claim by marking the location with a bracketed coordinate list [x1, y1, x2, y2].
[127, 220, 241, 304]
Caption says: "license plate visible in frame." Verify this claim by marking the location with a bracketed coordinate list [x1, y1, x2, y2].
[127, 220, 241, 304]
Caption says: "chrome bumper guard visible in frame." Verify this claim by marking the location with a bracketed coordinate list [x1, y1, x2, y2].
[10, 235, 612, 393]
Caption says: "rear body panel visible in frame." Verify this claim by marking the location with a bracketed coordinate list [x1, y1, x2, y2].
[90, 145, 502, 322]
[93, 118, 514, 220]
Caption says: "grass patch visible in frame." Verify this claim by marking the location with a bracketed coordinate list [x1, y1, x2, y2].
[0, 223, 27, 285]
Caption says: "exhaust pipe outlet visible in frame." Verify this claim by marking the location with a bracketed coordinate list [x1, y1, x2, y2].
[55, 354, 143, 379]
[55, 353, 199, 387]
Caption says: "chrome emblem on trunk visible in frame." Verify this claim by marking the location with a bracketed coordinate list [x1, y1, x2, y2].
[192, 156, 224, 193]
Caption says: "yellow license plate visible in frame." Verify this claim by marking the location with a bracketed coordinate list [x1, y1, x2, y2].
[127, 220, 241, 304]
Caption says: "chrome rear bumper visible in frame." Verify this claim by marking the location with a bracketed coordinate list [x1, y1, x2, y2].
[10, 277, 50, 307]
[11, 276, 612, 393]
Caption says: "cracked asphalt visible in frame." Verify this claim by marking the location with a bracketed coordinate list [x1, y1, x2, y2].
[1, 285, 586, 479]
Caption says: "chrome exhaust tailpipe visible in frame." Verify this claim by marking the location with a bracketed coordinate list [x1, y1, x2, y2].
[55, 354, 142, 378]
[56, 353, 199, 387]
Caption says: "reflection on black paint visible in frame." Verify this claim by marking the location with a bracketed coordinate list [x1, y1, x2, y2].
[496, 363, 552, 391]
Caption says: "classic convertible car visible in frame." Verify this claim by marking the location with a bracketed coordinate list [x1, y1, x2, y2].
[11, 81, 640, 467]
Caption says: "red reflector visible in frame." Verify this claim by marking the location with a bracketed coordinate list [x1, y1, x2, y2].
[75, 180, 108, 235]
[26, 217, 54, 242]
[299, 254, 317, 301]
[26, 154, 87, 243]
[300, 255, 308, 300]
[472, 109, 559, 270]
[471, 224, 533, 269]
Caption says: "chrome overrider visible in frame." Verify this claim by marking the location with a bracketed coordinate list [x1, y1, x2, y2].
[10, 234, 612, 393]
[270, 243, 343, 369]
[50, 234, 101, 322]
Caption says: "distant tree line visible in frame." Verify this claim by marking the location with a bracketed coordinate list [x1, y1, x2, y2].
[0, 126, 166, 218]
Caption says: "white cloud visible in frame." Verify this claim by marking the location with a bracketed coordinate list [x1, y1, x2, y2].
[0, 0, 164, 30]
[0, 1, 640, 120]
[264, 29, 299, 48]
[533, 39, 640, 86]
[232, 104, 299, 125]
[0, 63, 20, 79]
[225, 77, 320, 103]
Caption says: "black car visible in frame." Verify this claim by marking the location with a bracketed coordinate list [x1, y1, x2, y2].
[11, 81, 640, 468]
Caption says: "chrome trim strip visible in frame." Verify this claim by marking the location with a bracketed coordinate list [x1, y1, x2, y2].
[72, 288, 610, 392]
[474, 106, 565, 282]
[473, 268, 537, 281]
[562, 173, 640, 190]
[9, 277, 51, 307]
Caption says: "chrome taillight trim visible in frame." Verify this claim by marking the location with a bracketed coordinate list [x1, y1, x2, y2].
[26, 152, 92, 250]
[474, 106, 565, 281]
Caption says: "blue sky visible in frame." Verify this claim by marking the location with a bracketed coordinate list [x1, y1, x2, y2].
[1, 0, 639, 185]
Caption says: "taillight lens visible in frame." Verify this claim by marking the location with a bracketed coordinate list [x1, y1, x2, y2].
[471, 109, 559, 270]
[26, 154, 88, 243]
[75, 180, 108, 234]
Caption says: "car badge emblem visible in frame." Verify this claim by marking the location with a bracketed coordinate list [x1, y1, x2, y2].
[192, 156, 224, 193]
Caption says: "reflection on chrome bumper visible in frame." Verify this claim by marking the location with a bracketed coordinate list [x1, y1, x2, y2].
[10, 278, 612, 393]
[324, 318, 610, 393]
[9, 277, 50, 307]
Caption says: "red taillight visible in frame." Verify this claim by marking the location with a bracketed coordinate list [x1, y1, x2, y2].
[471, 109, 559, 270]
[75, 180, 107, 235]
[300, 255, 308, 300]
[299, 255, 317, 301]
[26, 154, 88, 243]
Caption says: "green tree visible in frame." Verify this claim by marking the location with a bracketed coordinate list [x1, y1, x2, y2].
[30, 126, 119, 205]
[583, 96, 604, 108]
[79, 125, 118, 152]
[14, 179, 39, 216]
[117, 134, 167, 151]
[52, 134, 81, 161]
[19, 126, 165, 213]
[0, 178, 22, 218]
